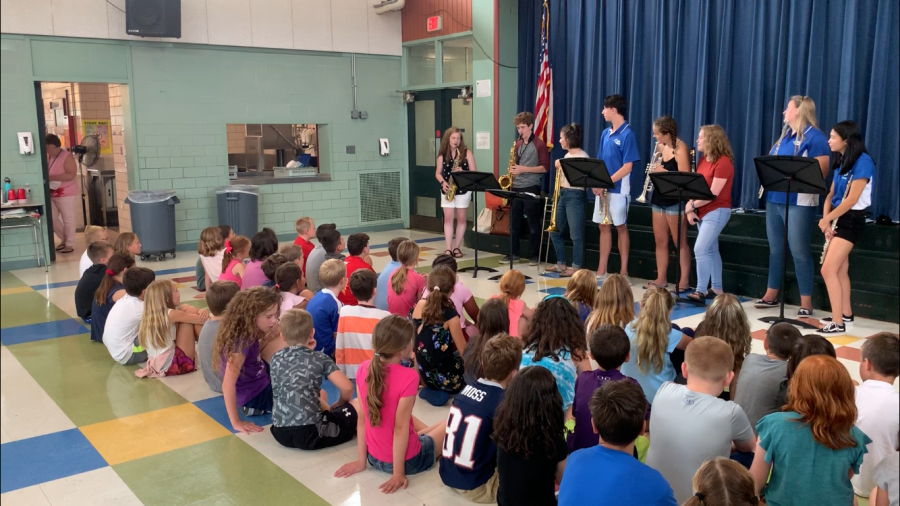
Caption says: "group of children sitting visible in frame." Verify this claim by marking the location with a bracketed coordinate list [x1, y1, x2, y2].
[73, 217, 899, 506]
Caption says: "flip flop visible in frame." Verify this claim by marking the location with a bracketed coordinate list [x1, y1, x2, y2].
[559, 268, 576, 278]
[55, 244, 66, 251]
[686, 292, 706, 304]
[444, 249, 453, 257]
[58, 246, 74, 254]
[452, 248, 464, 259]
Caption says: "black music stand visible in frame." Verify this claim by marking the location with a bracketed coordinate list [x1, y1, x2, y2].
[754, 155, 827, 329]
[650, 171, 715, 307]
[452, 171, 500, 278]
[486, 189, 542, 280]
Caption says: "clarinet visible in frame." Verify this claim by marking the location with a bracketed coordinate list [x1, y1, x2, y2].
[821, 171, 853, 264]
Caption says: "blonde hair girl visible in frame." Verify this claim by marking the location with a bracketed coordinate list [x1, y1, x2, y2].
[387, 240, 426, 317]
[564, 269, 599, 322]
[585, 273, 635, 336]
[136, 279, 209, 378]
[695, 293, 752, 399]
[218, 235, 250, 286]
[197, 226, 225, 288]
[213, 287, 282, 435]
[491, 270, 533, 337]
[621, 286, 691, 403]
[114, 232, 141, 258]
[334, 315, 447, 493]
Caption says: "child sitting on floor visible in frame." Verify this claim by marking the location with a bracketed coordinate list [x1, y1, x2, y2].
[293, 216, 316, 272]
[242, 228, 279, 290]
[102, 267, 156, 365]
[774, 334, 837, 407]
[334, 316, 447, 494]
[584, 273, 635, 335]
[306, 259, 347, 358]
[197, 280, 241, 393]
[214, 287, 283, 434]
[275, 263, 313, 314]
[683, 458, 758, 506]
[694, 294, 752, 400]
[750, 355, 870, 506]
[569, 324, 647, 453]
[89, 253, 134, 343]
[520, 296, 590, 416]
[493, 366, 568, 506]
[196, 226, 225, 292]
[279, 244, 304, 270]
[78, 225, 108, 277]
[135, 279, 209, 378]
[424, 255, 479, 338]
[305, 224, 339, 292]
[440, 334, 522, 503]
[559, 381, 676, 506]
[375, 237, 406, 311]
[335, 269, 391, 379]
[261, 253, 289, 289]
[75, 241, 113, 322]
[564, 269, 599, 322]
[621, 287, 691, 404]
[463, 299, 510, 384]
[218, 235, 250, 286]
[412, 265, 467, 406]
[734, 322, 802, 434]
[270, 308, 357, 450]
[490, 270, 532, 338]
[338, 233, 374, 306]
[646, 337, 756, 504]
[114, 232, 141, 258]
[387, 240, 425, 317]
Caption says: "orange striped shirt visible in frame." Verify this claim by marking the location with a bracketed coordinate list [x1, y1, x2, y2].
[335, 304, 391, 378]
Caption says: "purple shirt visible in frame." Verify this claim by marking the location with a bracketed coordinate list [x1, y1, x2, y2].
[569, 369, 645, 452]
[235, 341, 269, 407]
[240, 259, 268, 290]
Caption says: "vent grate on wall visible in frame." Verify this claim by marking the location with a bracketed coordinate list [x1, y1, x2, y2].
[359, 171, 402, 224]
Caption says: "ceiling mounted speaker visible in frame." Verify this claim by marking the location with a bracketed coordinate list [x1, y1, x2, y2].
[126, 0, 181, 38]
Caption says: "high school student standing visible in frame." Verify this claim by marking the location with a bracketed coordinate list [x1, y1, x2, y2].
[756, 96, 830, 317]
[546, 124, 589, 277]
[819, 120, 876, 334]
[436, 127, 477, 259]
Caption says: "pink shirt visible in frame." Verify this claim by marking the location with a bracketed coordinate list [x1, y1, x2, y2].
[423, 281, 474, 329]
[357, 360, 421, 463]
[240, 259, 268, 290]
[48, 149, 77, 197]
[279, 291, 306, 315]
[387, 268, 426, 317]
[219, 259, 243, 285]
[490, 295, 525, 337]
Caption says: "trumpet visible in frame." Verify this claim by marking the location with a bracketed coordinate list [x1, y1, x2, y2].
[445, 148, 461, 201]
[637, 140, 661, 204]
[597, 189, 612, 225]
[498, 140, 517, 206]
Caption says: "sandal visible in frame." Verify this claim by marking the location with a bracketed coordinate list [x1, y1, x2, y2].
[686, 292, 706, 304]
[55, 244, 66, 251]
[452, 248, 464, 259]
[559, 268, 576, 278]
[444, 249, 454, 257]
[545, 264, 560, 272]
[58, 246, 74, 254]
[642, 281, 668, 290]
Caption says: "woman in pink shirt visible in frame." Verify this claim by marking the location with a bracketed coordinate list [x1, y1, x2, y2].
[387, 241, 426, 317]
[335, 315, 446, 494]
[45, 134, 79, 253]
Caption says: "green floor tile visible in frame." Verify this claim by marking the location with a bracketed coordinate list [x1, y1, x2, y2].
[7, 335, 187, 426]
[0, 271, 27, 289]
[184, 299, 209, 310]
[1, 291, 72, 328]
[113, 436, 328, 506]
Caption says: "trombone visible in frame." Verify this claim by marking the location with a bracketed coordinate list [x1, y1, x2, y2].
[537, 159, 564, 274]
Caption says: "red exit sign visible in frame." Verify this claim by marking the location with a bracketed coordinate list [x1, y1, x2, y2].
[426, 15, 443, 32]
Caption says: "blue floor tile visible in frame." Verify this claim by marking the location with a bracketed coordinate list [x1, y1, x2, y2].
[193, 396, 272, 433]
[30, 280, 80, 291]
[369, 236, 445, 250]
[1, 319, 89, 346]
[148, 266, 196, 276]
[539, 287, 566, 296]
[0, 429, 108, 493]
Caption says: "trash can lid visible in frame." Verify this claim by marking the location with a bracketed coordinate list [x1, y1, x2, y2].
[215, 185, 259, 195]
[125, 190, 178, 203]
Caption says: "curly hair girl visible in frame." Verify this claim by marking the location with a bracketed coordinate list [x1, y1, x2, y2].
[695, 293, 751, 398]
[585, 274, 635, 336]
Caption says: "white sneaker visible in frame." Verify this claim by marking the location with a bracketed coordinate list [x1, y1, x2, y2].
[820, 322, 846, 334]
[595, 273, 606, 284]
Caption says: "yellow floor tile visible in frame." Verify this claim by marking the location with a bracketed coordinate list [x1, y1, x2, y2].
[826, 335, 863, 346]
[79, 403, 231, 465]
[1, 286, 33, 295]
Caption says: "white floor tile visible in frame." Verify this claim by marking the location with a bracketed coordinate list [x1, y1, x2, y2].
[156, 368, 221, 403]
[39, 468, 142, 506]
[0, 348, 75, 441]
[0, 485, 51, 506]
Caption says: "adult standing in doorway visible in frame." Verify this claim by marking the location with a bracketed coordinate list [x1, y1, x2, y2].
[505, 112, 550, 265]
[436, 127, 477, 259]
[46, 133, 78, 254]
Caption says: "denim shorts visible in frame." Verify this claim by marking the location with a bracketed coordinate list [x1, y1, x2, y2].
[651, 202, 681, 216]
[367, 433, 436, 475]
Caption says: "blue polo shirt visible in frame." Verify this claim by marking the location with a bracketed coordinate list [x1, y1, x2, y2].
[597, 122, 640, 194]
[305, 288, 341, 356]
[375, 260, 401, 311]
[832, 152, 875, 210]
[767, 126, 830, 206]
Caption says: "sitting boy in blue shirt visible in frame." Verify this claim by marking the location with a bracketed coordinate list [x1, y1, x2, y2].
[559, 380, 677, 506]
[305, 259, 346, 358]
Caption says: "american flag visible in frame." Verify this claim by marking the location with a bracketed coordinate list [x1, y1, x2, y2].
[534, 0, 553, 148]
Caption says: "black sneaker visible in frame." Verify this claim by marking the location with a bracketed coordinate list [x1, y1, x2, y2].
[754, 299, 778, 309]
[501, 255, 520, 262]
[797, 308, 814, 317]
[820, 314, 854, 324]
[820, 322, 846, 334]
[241, 406, 268, 417]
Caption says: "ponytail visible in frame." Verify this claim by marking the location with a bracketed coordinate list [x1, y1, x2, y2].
[221, 235, 250, 273]
[422, 265, 456, 325]
[366, 352, 388, 427]
[391, 240, 421, 295]
[497, 270, 525, 309]
[391, 265, 409, 295]
[366, 316, 415, 427]
[95, 253, 134, 306]
[632, 287, 674, 375]
[274, 262, 302, 294]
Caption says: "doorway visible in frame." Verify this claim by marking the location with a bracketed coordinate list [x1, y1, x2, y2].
[406, 88, 473, 232]
[37, 82, 130, 262]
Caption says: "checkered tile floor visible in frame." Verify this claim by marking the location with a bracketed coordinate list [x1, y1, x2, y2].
[1, 229, 897, 505]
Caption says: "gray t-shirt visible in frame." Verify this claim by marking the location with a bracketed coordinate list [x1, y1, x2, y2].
[271, 345, 338, 428]
[734, 353, 788, 434]
[646, 382, 755, 504]
[874, 452, 900, 506]
[197, 319, 223, 393]
[513, 141, 543, 189]
[305, 247, 345, 293]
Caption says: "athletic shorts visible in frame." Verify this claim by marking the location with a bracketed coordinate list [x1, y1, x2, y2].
[164, 346, 195, 376]
[593, 193, 630, 226]
[271, 403, 358, 450]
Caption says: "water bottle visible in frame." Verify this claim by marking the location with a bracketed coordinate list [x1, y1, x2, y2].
[2, 178, 10, 204]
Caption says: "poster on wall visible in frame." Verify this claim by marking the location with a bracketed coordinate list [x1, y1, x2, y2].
[81, 120, 112, 155]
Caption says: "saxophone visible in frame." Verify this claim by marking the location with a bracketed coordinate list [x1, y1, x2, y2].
[498, 140, 517, 207]
[445, 148, 461, 201]
[821, 172, 853, 264]
[637, 140, 661, 204]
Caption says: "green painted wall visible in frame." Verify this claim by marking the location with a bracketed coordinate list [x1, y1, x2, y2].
[1, 35, 405, 269]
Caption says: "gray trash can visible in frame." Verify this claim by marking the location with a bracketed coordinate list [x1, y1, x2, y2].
[216, 185, 259, 238]
[124, 190, 180, 261]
